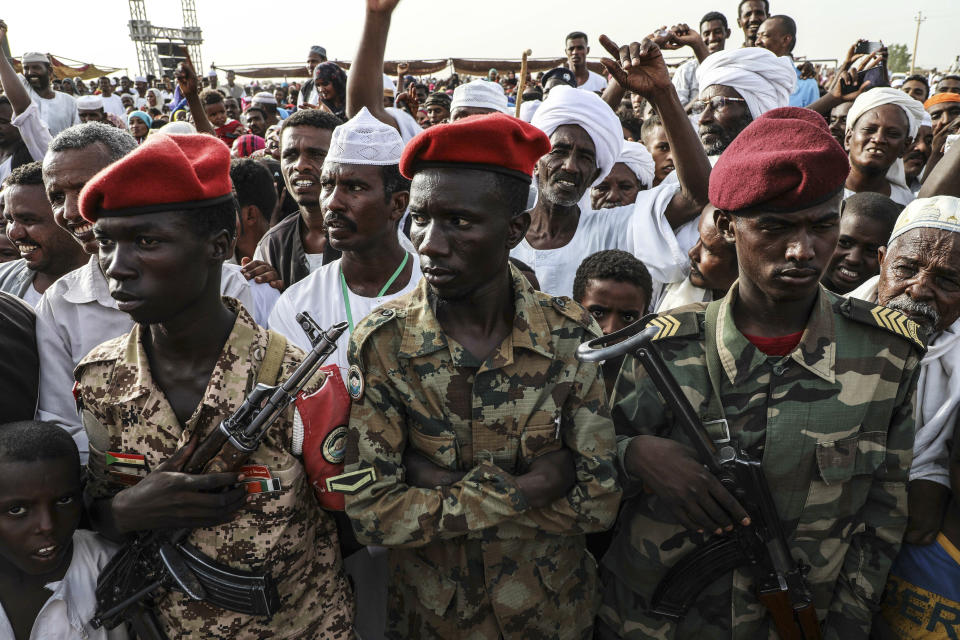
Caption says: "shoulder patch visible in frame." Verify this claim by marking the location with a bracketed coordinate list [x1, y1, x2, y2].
[647, 310, 704, 341]
[836, 297, 927, 351]
[547, 295, 597, 331]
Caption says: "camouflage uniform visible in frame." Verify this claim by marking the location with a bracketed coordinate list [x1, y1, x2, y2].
[600, 284, 924, 640]
[76, 299, 354, 639]
[343, 265, 621, 639]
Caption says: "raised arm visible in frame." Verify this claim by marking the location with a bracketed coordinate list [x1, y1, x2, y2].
[918, 116, 960, 198]
[346, 0, 401, 130]
[0, 20, 33, 115]
[600, 35, 710, 228]
[175, 55, 216, 137]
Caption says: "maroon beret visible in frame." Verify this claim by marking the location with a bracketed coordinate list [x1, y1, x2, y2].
[79, 133, 233, 222]
[709, 107, 849, 213]
[400, 112, 550, 183]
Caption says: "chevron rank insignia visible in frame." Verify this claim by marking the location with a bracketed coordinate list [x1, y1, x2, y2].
[325, 468, 377, 494]
[646, 312, 702, 341]
[869, 305, 925, 348]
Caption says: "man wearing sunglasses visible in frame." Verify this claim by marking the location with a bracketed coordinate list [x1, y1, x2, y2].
[692, 47, 797, 158]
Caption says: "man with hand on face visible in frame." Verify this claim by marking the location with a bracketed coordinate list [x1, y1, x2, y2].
[252, 109, 343, 289]
[600, 108, 924, 640]
[848, 196, 960, 548]
[74, 132, 354, 638]
[342, 113, 620, 639]
[0, 162, 86, 304]
[515, 36, 710, 306]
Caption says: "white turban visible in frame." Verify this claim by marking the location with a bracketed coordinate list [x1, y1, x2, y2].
[134, 76, 147, 83]
[327, 107, 403, 166]
[76, 95, 104, 110]
[696, 48, 797, 119]
[451, 79, 509, 113]
[618, 140, 655, 188]
[383, 73, 396, 95]
[531, 85, 623, 187]
[518, 99, 541, 123]
[847, 87, 927, 189]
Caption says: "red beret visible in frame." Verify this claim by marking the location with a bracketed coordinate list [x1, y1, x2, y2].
[709, 107, 849, 213]
[399, 112, 550, 183]
[79, 133, 233, 222]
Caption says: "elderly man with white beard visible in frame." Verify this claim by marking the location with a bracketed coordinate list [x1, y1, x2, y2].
[848, 195, 960, 546]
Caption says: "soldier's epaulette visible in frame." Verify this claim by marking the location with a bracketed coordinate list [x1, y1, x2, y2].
[542, 294, 599, 334]
[347, 302, 405, 364]
[835, 297, 927, 351]
[646, 309, 705, 341]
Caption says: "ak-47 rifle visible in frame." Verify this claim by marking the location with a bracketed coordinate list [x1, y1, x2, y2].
[91, 314, 347, 639]
[576, 318, 822, 640]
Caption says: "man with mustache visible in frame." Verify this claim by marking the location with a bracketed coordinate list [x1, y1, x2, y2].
[15, 50, 78, 136]
[848, 196, 960, 548]
[904, 115, 933, 192]
[601, 107, 925, 639]
[514, 37, 710, 305]
[343, 110, 619, 639]
[252, 109, 343, 289]
[0, 162, 85, 304]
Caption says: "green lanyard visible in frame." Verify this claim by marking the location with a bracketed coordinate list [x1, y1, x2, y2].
[340, 253, 410, 334]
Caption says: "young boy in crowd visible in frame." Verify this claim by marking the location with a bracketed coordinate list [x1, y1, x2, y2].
[572, 249, 652, 396]
[821, 192, 902, 295]
[0, 420, 127, 640]
[201, 89, 243, 146]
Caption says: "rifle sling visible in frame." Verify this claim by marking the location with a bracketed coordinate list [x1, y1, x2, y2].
[702, 301, 729, 442]
[258, 330, 288, 386]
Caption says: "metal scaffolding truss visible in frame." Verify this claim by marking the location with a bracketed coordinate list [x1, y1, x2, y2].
[128, 0, 203, 77]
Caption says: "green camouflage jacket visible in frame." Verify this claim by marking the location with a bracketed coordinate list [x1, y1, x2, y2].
[600, 284, 923, 640]
[343, 265, 621, 640]
[76, 299, 354, 639]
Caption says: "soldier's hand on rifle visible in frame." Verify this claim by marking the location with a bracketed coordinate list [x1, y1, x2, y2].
[110, 435, 248, 535]
[515, 448, 576, 509]
[598, 35, 673, 100]
[625, 435, 750, 535]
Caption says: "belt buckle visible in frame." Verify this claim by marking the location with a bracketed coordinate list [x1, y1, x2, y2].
[703, 418, 731, 445]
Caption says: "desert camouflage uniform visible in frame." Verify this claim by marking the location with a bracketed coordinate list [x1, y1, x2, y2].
[599, 284, 924, 640]
[76, 298, 354, 639]
[343, 265, 621, 640]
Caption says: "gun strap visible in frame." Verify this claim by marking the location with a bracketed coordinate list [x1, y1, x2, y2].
[258, 331, 288, 386]
[702, 301, 730, 443]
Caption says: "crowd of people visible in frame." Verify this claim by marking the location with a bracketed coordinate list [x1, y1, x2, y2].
[1, 0, 960, 638]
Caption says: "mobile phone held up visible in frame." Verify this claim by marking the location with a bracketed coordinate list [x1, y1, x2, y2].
[854, 40, 884, 55]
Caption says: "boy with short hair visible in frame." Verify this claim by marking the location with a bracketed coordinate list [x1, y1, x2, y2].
[821, 192, 902, 295]
[573, 249, 652, 395]
[0, 420, 128, 640]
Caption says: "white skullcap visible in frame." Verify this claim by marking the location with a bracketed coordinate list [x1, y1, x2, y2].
[76, 95, 104, 110]
[134, 76, 147, 83]
[618, 140, 655, 188]
[451, 79, 509, 114]
[518, 99, 541, 122]
[531, 85, 624, 187]
[252, 91, 277, 105]
[326, 107, 403, 166]
[159, 121, 197, 135]
[696, 48, 797, 119]
[21, 52, 49, 65]
[889, 196, 960, 243]
[847, 87, 927, 189]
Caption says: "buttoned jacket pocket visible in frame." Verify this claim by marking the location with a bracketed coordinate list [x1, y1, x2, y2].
[814, 430, 887, 486]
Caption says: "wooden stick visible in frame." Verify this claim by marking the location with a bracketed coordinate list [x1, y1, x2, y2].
[515, 49, 532, 118]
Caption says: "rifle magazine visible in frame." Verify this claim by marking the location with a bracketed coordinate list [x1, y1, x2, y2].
[650, 535, 750, 619]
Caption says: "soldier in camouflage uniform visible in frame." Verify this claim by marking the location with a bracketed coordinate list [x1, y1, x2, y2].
[340, 113, 621, 639]
[597, 105, 925, 639]
[73, 133, 354, 638]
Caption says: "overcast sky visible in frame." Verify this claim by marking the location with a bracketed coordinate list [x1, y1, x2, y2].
[4, 1, 958, 78]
